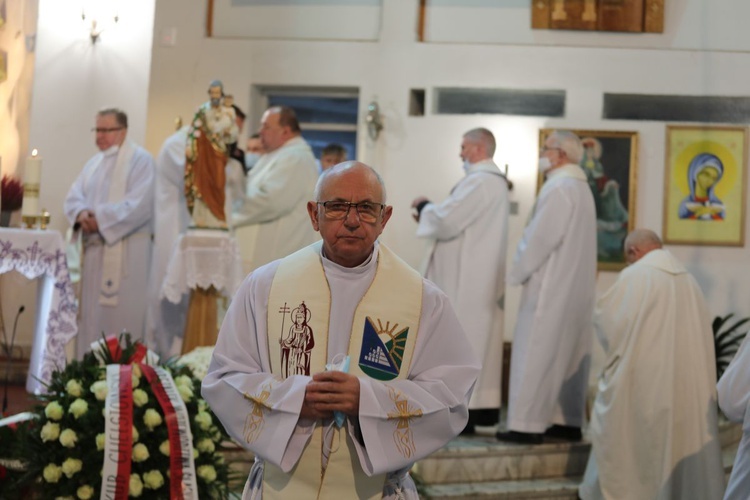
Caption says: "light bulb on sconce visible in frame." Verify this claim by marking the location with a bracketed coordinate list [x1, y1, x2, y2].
[365, 101, 384, 141]
[81, 2, 119, 44]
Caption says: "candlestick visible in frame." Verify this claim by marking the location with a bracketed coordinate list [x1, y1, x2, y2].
[21, 149, 42, 219]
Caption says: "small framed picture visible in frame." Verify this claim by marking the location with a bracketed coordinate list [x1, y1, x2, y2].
[540, 129, 638, 271]
[663, 125, 747, 246]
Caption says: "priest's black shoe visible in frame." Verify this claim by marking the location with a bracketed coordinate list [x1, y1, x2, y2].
[544, 425, 582, 442]
[459, 423, 475, 436]
[495, 430, 543, 445]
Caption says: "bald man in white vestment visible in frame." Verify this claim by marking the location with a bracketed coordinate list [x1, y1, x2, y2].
[718, 323, 750, 499]
[64, 108, 155, 358]
[232, 105, 319, 274]
[498, 130, 596, 444]
[580, 229, 724, 500]
[144, 126, 191, 357]
[203, 162, 480, 499]
[412, 127, 509, 434]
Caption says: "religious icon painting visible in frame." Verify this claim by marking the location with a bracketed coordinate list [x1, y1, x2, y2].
[358, 317, 408, 381]
[664, 125, 748, 246]
[539, 129, 639, 271]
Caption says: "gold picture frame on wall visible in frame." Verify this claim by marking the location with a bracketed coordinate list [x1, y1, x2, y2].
[663, 125, 748, 246]
[539, 129, 638, 271]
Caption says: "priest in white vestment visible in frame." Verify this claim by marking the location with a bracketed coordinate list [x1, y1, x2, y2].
[232, 105, 319, 274]
[580, 229, 725, 500]
[498, 130, 596, 444]
[64, 108, 155, 359]
[718, 323, 750, 500]
[203, 162, 480, 499]
[412, 127, 509, 433]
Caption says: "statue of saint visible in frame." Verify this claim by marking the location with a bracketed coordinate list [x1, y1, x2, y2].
[184, 80, 238, 229]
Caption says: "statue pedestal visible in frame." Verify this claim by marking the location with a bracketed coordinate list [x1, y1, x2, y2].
[160, 229, 243, 353]
[182, 286, 219, 354]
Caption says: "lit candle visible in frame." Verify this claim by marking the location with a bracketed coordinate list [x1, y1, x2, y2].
[21, 149, 42, 217]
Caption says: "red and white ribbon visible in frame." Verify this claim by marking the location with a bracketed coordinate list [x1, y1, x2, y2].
[141, 364, 199, 499]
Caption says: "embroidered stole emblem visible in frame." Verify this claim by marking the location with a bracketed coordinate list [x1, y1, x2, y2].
[263, 241, 423, 499]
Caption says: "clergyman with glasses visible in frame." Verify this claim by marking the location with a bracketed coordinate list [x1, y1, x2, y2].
[63, 108, 155, 359]
[497, 130, 596, 444]
[203, 161, 480, 499]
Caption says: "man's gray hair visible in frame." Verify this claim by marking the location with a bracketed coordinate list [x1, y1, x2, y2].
[547, 130, 583, 164]
[624, 229, 663, 251]
[313, 161, 387, 202]
[97, 108, 128, 128]
[464, 127, 496, 157]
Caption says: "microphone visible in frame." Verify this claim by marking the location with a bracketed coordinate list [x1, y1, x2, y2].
[2, 305, 25, 415]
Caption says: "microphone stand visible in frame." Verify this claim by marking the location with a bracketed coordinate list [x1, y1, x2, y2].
[2, 306, 25, 415]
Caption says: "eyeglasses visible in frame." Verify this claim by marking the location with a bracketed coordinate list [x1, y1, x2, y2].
[541, 146, 562, 153]
[91, 127, 124, 134]
[317, 201, 385, 223]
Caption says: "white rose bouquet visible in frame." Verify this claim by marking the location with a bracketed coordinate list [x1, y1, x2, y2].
[10, 334, 231, 499]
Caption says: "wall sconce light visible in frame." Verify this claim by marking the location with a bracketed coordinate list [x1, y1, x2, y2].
[81, 3, 119, 43]
[365, 101, 384, 141]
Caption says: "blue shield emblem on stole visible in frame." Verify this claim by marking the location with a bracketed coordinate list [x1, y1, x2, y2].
[358, 316, 409, 381]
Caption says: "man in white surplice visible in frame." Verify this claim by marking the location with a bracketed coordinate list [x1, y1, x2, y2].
[580, 229, 724, 500]
[202, 162, 480, 499]
[498, 130, 596, 444]
[411, 127, 509, 434]
[719, 323, 750, 500]
[64, 108, 155, 359]
[232, 105, 319, 274]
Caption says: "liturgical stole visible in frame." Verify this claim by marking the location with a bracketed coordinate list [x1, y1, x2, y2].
[264, 241, 422, 499]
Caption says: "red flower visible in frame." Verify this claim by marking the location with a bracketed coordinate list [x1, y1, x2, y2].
[1, 176, 24, 212]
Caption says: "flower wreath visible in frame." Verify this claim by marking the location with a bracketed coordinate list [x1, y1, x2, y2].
[6, 334, 231, 499]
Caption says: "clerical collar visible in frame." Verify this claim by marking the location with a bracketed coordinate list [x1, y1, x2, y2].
[320, 242, 378, 276]
[102, 145, 120, 157]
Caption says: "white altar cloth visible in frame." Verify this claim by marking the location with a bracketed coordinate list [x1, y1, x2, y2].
[0, 228, 78, 394]
[161, 229, 243, 303]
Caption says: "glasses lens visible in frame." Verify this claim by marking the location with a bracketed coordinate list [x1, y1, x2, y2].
[356, 203, 380, 222]
[324, 202, 350, 219]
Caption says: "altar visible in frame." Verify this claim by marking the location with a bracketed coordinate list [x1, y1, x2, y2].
[0, 228, 77, 394]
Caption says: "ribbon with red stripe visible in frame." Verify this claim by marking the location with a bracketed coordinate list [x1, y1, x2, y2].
[140, 364, 198, 499]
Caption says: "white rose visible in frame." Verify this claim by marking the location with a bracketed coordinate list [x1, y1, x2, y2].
[66, 379, 83, 397]
[143, 469, 165, 490]
[133, 388, 149, 407]
[143, 408, 163, 430]
[45, 401, 64, 421]
[177, 383, 194, 403]
[77, 485, 94, 500]
[174, 374, 192, 388]
[129, 473, 144, 497]
[59, 428, 78, 448]
[43, 463, 62, 483]
[159, 440, 171, 457]
[131, 364, 142, 388]
[197, 464, 217, 483]
[197, 438, 215, 454]
[61, 457, 83, 478]
[132, 443, 150, 462]
[40, 421, 61, 442]
[68, 398, 89, 419]
[90, 380, 108, 401]
[195, 411, 212, 430]
[96, 433, 106, 451]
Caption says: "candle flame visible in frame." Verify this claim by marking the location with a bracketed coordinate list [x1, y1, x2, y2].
[31, 149, 38, 157]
